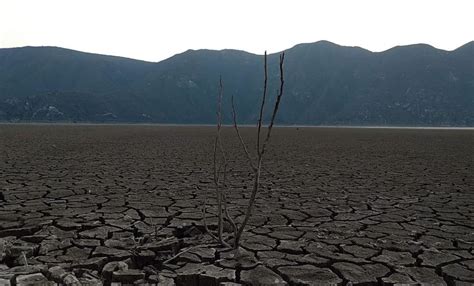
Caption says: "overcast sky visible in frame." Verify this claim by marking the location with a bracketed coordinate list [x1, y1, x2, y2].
[1, 0, 473, 62]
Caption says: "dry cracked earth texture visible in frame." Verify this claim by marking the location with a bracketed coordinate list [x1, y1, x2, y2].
[0, 125, 473, 286]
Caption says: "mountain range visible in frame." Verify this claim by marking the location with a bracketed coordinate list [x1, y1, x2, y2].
[0, 41, 473, 126]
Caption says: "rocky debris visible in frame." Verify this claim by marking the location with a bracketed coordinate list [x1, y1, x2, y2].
[278, 264, 343, 285]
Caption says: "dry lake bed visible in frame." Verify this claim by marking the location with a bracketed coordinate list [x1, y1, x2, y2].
[0, 124, 473, 285]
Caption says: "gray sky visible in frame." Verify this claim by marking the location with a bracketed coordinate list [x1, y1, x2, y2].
[1, 0, 473, 62]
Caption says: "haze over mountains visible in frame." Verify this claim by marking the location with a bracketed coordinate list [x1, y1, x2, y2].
[0, 41, 473, 126]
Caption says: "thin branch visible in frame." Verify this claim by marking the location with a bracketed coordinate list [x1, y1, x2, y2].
[233, 52, 285, 248]
[222, 192, 237, 239]
[231, 95, 256, 171]
[163, 246, 196, 264]
[234, 159, 262, 247]
[215, 76, 225, 244]
[256, 51, 268, 154]
[201, 194, 218, 242]
[261, 52, 285, 156]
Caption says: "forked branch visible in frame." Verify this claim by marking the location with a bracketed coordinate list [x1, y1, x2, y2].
[233, 51, 285, 248]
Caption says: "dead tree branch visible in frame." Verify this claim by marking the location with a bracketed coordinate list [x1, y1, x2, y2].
[205, 51, 285, 249]
[233, 51, 285, 248]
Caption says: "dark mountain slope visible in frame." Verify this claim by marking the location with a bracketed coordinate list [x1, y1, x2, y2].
[0, 41, 473, 125]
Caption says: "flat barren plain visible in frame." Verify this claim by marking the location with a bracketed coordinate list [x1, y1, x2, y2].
[0, 125, 473, 285]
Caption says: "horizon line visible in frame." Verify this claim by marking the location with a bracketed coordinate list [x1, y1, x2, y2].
[0, 39, 473, 64]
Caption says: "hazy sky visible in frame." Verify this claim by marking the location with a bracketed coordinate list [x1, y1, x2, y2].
[1, 0, 473, 62]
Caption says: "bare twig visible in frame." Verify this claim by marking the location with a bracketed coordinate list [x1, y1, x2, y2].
[163, 246, 196, 264]
[233, 52, 285, 248]
[256, 51, 268, 153]
[222, 192, 237, 240]
[201, 195, 218, 242]
[231, 95, 256, 171]
[261, 52, 285, 156]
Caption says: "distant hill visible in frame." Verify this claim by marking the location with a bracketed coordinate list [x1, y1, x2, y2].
[0, 41, 473, 126]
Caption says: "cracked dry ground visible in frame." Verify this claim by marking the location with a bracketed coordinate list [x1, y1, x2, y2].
[0, 125, 473, 286]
